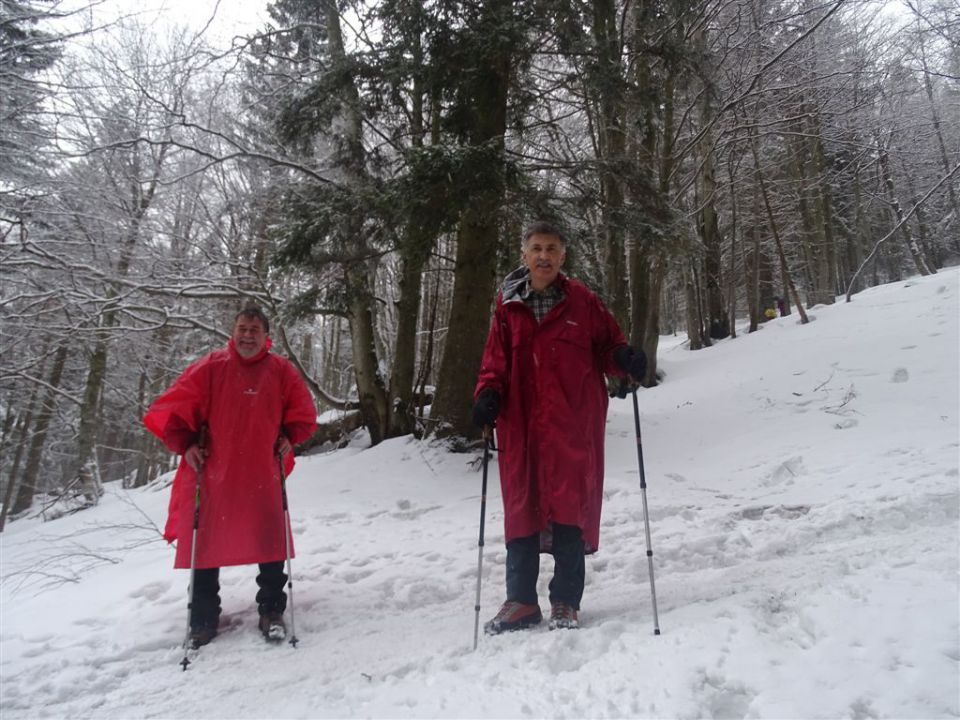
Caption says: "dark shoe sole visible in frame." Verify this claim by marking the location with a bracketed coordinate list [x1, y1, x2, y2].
[190, 629, 218, 649]
[483, 610, 543, 635]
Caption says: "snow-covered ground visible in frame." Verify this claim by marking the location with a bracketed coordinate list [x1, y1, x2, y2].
[2, 269, 958, 719]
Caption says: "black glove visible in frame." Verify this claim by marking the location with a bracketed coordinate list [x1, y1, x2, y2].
[472, 388, 500, 428]
[614, 345, 647, 382]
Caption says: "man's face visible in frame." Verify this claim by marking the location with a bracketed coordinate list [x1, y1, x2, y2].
[232, 316, 267, 358]
[522, 233, 566, 291]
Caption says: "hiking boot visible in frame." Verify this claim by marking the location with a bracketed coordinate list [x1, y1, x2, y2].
[259, 612, 287, 642]
[190, 623, 218, 649]
[548, 602, 579, 630]
[483, 601, 542, 635]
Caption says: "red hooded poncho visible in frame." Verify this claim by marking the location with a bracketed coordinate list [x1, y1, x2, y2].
[143, 339, 317, 569]
[475, 270, 627, 553]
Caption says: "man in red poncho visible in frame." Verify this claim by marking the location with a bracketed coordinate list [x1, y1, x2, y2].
[143, 305, 317, 647]
[473, 221, 647, 634]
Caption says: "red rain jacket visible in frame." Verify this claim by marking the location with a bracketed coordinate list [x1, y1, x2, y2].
[475, 270, 627, 553]
[143, 339, 317, 568]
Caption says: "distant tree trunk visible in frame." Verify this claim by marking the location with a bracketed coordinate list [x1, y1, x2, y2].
[876, 133, 932, 276]
[388, 227, 433, 437]
[69, 333, 107, 496]
[416, 269, 441, 423]
[807, 112, 839, 298]
[899, 159, 941, 270]
[746, 184, 762, 333]
[324, 0, 390, 444]
[641, 254, 666, 380]
[726, 152, 739, 338]
[17, 344, 69, 512]
[847, 160, 867, 294]
[694, 26, 728, 340]
[750, 128, 809, 324]
[685, 264, 705, 350]
[345, 264, 390, 445]
[1, 399, 36, 531]
[918, 36, 960, 243]
[1, 411, 32, 530]
[387, 13, 435, 439]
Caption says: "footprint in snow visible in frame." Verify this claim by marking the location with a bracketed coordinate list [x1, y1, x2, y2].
[834, 418, 859, 430]
[696, 669, 757, 719]
[127, 580, 173, 602]
[762, 456, 805, 487]
[891, 367, 909, 383]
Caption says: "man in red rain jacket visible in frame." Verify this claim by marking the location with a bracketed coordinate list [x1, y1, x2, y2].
[473, 221, 646, 633]
[143, 305, 317, 647]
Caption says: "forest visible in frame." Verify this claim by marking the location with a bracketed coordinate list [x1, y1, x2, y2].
[1, 0, 957, 527]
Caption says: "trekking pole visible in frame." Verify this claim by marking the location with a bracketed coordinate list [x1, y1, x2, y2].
[181, 425, 208, 671]
[472, 428, 494, 651]
[277, 455, 299, 648]
[630, 387, 661, 635]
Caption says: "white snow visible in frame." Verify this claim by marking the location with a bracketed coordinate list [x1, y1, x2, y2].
[2, 269, 958, 719]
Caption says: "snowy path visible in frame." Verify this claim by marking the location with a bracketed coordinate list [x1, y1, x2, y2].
[2, 269, 958, 718]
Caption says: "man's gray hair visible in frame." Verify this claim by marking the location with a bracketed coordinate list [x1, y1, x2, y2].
[521, 221, 567, 249]
[234, 304, 270, 334]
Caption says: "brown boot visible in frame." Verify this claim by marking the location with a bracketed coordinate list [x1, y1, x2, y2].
[190, 623, 218, 649]
[548, 602, 579, 630]
[258, 612, 287, 642]
[483, 601, 542, 635]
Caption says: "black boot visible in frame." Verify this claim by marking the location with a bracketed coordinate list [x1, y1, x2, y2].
[190, 567, 221, 647]
[256, 562, 287, 642]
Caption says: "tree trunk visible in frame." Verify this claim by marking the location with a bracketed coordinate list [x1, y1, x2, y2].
[386, 8, 434, 439]
[431, 206, 504, 439]
[918, 35, 960, 242]
[685, 264, 704, 351]
[641, 254, 666, 383]
[387, 227, 433, 437]
[1, 407, 33, 530]
[592, 0, 629, 329]
[876, 134, 932, 276]
[626, 15, 673, 385]
[807, 113, 839, 299]
[430, 0, 513, 440]
[726, 153, 739, 338]
[750, 128, 809, 324]
[746, 184, 762, 333]
[324, 0, 391, 443]
[416, 269, 441, 423]
[17, 344, 69, 512]
[345, 264, 390, 445]
[695, 26, 728, 340]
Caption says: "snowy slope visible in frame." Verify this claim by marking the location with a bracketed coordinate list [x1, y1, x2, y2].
[2, 269, 958, 719]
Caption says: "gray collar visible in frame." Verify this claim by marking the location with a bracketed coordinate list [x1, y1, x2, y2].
[501, 266, 530, 304]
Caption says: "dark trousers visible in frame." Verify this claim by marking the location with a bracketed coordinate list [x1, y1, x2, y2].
[190, 561, 287, 629]
[506, 523, 585, 610]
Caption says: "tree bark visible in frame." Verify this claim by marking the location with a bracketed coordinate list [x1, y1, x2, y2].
[430, 0, 513, 440]
[17, 344, 69, 512]
[592, 0, 629, 329]
[750, 128, 809, 324]
[324, 0, 390, 443]
[876, 133, 932, 277]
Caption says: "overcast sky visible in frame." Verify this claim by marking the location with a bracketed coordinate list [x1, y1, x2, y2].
[67, 0, 270, 46]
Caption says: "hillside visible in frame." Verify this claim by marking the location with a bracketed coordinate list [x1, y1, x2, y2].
[2, 268, 958, 719]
